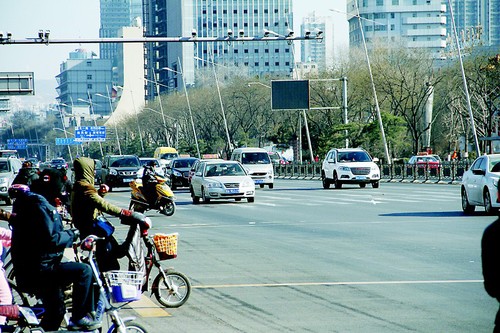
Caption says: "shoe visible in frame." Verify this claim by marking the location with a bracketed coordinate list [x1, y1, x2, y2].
[68, 315, 102, 331]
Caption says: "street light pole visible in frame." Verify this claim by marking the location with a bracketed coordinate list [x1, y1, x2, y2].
[162, 66, 201, 158]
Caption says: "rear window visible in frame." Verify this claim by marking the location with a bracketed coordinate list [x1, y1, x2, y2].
[338, 151, 371, 162]
[172, 159, 196, 168]
[241, 152, 271, 164]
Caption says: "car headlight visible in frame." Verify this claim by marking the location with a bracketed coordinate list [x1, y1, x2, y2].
[339, 166, 351, 172]
[173, 170, 182, 177]
[207, 181, 223, 188]
[109, 169, 118, 175]
[0, 178, 7, 186]
[371, 166, 380, 172]
[241, 179, 254, 187]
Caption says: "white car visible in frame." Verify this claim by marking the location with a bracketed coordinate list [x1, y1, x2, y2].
[321, 148, 380, 189]
[461, 154, 500, 214]
[190, 160, 255, 204]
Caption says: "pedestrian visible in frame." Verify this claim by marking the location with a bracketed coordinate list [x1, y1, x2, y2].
[0, 226, 12, 326]
[71, 157, 149, 272]
[482, 205, 500, 333]
[8, 181, 100, 331]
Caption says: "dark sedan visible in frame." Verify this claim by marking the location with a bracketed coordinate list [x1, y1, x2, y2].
[50, 158, 68, 170]
[167, 157, 199, 190]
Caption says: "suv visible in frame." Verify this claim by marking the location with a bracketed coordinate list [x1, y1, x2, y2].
[101, 155, 141, 191]
[321, 148, 380, 189]
[0, 157, 22, 204]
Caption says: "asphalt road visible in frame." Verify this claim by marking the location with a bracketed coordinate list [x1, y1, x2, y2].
[91, 179, 497, 333]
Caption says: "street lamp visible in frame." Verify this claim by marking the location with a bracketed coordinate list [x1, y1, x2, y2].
[144, 107, 179, 149]
[95, 92, 122, 155]
[77, 97, 104, 157]
[162, 66, 201, 158]
[114, 86, 145, 154]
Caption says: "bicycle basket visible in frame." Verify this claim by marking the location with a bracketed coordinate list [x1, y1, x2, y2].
[104, 270, 144, 303]
[153, 233, 178, 260]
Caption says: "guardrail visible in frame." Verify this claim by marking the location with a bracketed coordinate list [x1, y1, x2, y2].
[274, 160, 471, 184]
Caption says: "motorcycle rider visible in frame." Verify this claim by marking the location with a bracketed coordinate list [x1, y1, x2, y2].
[8, 180, 99, 331]
[12, 160, 39, 186]
[71, 157, 150, 272]
[142, 160, 162, 206]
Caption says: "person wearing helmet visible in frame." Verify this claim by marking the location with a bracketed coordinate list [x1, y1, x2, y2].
[12, 160, 39, 186]
[71, 157, 151, 272]
[8, 183, 99, 331]
[142, 160, 162, 206]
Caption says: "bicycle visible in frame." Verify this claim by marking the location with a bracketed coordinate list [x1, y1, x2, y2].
[141, 233, 191, 308]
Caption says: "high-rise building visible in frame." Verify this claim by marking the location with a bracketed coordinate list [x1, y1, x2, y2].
[99, 0, 143, 62]
[56, 49, 113, 121]
[447, 0, 500, 47]
[143, 0, 294, 96]
[300, 12, 334, 70]
[346, 0, 447, 58]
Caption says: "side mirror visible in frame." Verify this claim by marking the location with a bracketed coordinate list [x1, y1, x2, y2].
[472, 168, 486, 176]
[373, 157, 379, 163]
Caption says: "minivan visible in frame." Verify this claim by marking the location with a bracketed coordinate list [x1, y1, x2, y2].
[230, 147, 274, 189]
[153, 147, 179, 170]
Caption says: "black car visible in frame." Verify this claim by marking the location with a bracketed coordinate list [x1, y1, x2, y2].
[101, 155, 141, 190]
[50, 158, 68, 170]
[167, 157, 199, 190]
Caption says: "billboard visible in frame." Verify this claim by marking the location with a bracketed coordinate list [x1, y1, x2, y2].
[0, 72, 34, 96]
[271, 80, 309, 110]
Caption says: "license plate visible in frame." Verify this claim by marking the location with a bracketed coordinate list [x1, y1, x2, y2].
[123, 178, 133, 182]
[226, 189, 239, 194]
[254, 180, 263, 184]
[356, 176, 366, 180]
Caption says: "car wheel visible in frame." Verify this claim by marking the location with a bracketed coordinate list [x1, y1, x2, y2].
[333, 172, 342, 189]
[359, 183, 366, 188]
[322, 173, 330, 189]
[202, 187, 210, 203]
[484, 189, 497, 215]
[247, 197, 255, 203]
[269, 184, 274, 189]
[372, 181, 380, 189]
[259, 184, 264, 188]
[190, 187, 200, 204]
[461, 187, 475, 214]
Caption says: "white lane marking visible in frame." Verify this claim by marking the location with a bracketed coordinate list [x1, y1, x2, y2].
[192, 279, 483, 289]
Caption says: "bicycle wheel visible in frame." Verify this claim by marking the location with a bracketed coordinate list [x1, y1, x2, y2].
[111, 322, 148, 333]
[153, 269, 191, 308]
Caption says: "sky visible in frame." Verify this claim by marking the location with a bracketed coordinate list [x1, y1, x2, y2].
[0, 0, 348, 106]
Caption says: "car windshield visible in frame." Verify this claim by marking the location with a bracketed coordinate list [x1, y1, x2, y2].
[241, 152, 271, 164]
[338, 151, 371, 162]
[160, 153, 178, 160]
[205, 163, 246, 177]
[0, 161, 9, 172]
[110, 157, 140, 167]
[173, 159, 196, 168]
[140, 159, 158, 167]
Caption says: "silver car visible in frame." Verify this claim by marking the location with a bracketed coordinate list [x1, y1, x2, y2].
[461, 154, 500, 214]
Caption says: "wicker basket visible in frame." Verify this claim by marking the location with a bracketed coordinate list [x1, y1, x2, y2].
[104, 270, 144, 302]
[153, 233, 178, 260]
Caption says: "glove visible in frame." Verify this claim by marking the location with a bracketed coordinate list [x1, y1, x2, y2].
[120, 209, 146, 226]
[71, 228, 80, 242]
[140, 217, 153, 237]
[81, 235, 97, 251]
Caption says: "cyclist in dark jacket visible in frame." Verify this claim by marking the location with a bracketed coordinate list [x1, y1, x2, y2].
[9, 181, 99, 331]
[12, 160, 39, 186]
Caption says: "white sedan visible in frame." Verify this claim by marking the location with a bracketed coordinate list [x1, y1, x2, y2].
[461, 154, 500, 214]
[190, 160, 255, 204]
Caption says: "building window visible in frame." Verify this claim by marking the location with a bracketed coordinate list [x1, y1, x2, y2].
[265, 62, 269, 66]
[86, 61, 92, 67]
[265, 49, 269, 53]
[285, 62, 290, 66]
[264, 22, 269, 27]
[244, 49, 249, 53]
[413, 0, 417, 4]
[233, 9, 237, 14]
[376, 0, 383, 5]
[255, 62, 259, 66]
[244, 22, 248, 27]
[223, 9, 227, 14]
[274, 22, 279, 26]
[274, 9, 278, 13]
[391, 13, 395, 18]
[275, 62, 279, 66]
[234, 23, 238, 27]
[254, 9, 258, 14]
[87, 74, 92, 80]
[244, 9, 248, 14]
[254, 22, 258, 27]
[254, 49, 259, 53]
[391, 24, 395, 30]
[275, 48, 279, 53]
[285, 48, 290, 53]
[264, 9, 268, 13]
[392, 0, 399, 4]
[87, 84, 93, 90]
[244, 62, 249, 66]
[234, 49, 239, 53]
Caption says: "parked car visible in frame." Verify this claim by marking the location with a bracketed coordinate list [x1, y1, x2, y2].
[190, 160, 255, 203]
[461, 154, 500, 214]
[0, 157, 22, 204]
[50, 158, 69, 170]
[321, 148, 380, 189]
[101, 155, 141, 191]
[137, 157, 165, 179]
[408, 155, 441, 169]
[166, 157, 199, 190]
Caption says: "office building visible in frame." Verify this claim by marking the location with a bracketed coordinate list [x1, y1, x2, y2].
[346, 0, 447, 58]
[300, 12, 334, 70]
[447, 0, 500, 47]
[143, 0, 294, 97]
[99, 0, 143, 62]
[56, 49, 113, 122]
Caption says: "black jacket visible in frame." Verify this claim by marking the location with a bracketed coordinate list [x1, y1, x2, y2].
[10, 191, 76, 291]
[482, 218, 500, 300]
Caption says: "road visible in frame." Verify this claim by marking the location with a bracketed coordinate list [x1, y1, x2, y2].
[93, 179, 497, 333]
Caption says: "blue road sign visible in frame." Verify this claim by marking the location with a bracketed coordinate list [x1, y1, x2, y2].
[55, 138, 82, 146]
[75, 126, 106, 142]
[7, 138, 28, 149]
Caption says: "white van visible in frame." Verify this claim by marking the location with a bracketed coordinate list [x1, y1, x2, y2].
[230, 147, 274, 189]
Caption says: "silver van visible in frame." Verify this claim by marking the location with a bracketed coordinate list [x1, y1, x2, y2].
[230, 148, 274, 189]
[0, 157, 22, 204]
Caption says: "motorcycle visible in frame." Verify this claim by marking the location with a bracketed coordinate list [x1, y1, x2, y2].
[129, 176, 176, 216]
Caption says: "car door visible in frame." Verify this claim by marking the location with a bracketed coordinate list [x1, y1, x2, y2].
[322, 150, 336, 179]
[467, 157, 486, 204]
[190, 161, 205, 196]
